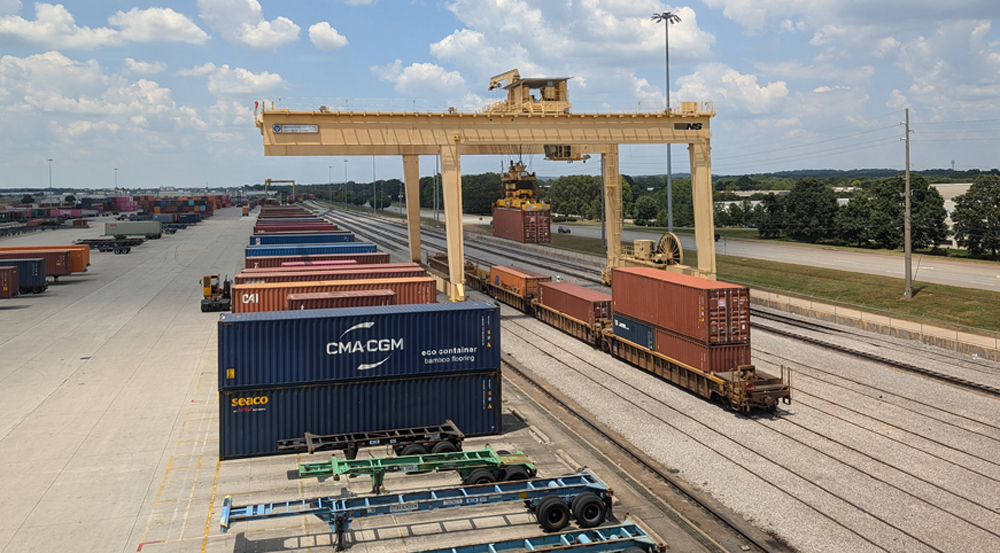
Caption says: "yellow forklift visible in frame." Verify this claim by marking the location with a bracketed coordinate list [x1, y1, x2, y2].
[201, 274, 232, 312]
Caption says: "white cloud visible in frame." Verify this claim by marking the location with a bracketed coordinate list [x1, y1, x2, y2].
[887, 89, 908, 109]
[309, 22, 347, 50]
[124, 58, 166, 75]
[176, 62, 216, 77]
[0, 0, 21, 17]
[371, 59, 465, 97]
[675, 63, 788, 115]
[206, 64, 284, 97]
[197, 0, 299, 50]
[109, 7, 209, 45]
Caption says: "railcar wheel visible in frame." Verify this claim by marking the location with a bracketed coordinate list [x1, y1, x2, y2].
[536, 496, 571, 532]
[571, 492, 607, 527]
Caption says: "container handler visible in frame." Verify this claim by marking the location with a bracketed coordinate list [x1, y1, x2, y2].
[201, 274, 232, 312]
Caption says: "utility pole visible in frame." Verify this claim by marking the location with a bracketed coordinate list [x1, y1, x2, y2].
[328, 165, 332, 204]
[904, 107, 913, 300]
[343, 160, 348, 208]
[372, 155, 376, 213]
[47, 158, 53, 197]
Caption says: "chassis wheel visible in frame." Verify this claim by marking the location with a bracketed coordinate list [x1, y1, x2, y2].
[571, 492, 607, 528]
[431, 441, 458, 454]
[536, 495, 571, 532]
[464, 468, 497, 485]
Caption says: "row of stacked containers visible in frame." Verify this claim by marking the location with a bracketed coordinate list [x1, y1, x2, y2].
[219, 204, 501, 459]
[0, 244, 94, 299]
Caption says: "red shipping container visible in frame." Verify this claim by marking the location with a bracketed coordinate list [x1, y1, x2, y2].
[654, 328, 751, 374]
[0, 266, 18, 298]
[488, 265, 551, 299]
[244, 253, 391, 269]
[612, 267, 750, 345]
[493, 207, 551, 243]
[281, 260, 357, 267]
[231, 277, 436, 313]
[234, 267, 426, 285]
[286, 290, 398, 310]
[254, 225, 338, 234]
[0, 251, 70, 277]
[243, 262, 418, 274]
[538, 281, 611, 325]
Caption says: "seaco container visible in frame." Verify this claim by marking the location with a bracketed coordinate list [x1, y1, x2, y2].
[0, 250, 70, 278]
[0, 258, 47, 293]
[538, 281, 611, 325]
[281, 260, 357, 267]
[233, 266, 426, 285]
[249, 233, 353, 246]
[218, 301, 500, 390]
[611, 313, 655, 350]
[493, 207, 551, 243]
[232, 277, 436, 313]
[612, 267, 750, 345]
[244, 244, 376, 258]
[0, 266, 17, 298]
[244, 252, 390, 269]
[242, 262, 414, 274]
[218, 371, 501, 459]
[654, 329, 751, 374]
[287, 290, 397, 310]
[488, 265, 551, 299]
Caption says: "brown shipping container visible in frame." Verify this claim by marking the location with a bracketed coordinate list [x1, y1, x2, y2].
[280, 260, 358, 267]
[232, 277, 436, 313]
[286, 290, 398, 310]
[538, 281, 611, 325]
[244, 252, 391, 269]
[254, 225, 338, 234]
[0, 251, 70, 277]
[492, 207, 551, 243]
[489, 265, 551, 298]
[234, 267, 426, 285]
[242, 262, 418, 274]
[612, 267, 750, 344]
[0, 266, 17, 298]
[0, 245, 88, 273]
[654, 328, 751, 374]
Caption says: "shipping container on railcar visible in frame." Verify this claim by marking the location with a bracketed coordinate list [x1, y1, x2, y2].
[0, 258, 47, 294]
[244, 243, 377, 258]
[219, 371, 501, 459]
[488, 265, 551, 298]
[537, 281, 611, 325]
[232, 277, 436, 313]
[287, 290, 396, 311]
[244, 252, 391, 269]
[233, 267, 426, 285]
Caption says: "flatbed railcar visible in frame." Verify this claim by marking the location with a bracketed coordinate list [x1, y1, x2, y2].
[436, 255, 791, 414]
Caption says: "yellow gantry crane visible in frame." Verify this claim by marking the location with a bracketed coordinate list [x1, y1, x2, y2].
[264, 179, 296, 203]
[255, 69, 716, 300]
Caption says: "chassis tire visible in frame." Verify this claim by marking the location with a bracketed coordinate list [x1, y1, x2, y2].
[400, 444, 426, 456]
[464, 468, 497, 486]
[571, 492, 607, 528]
[431, 441, 458, 454]
[501, 465, 531, 482]
[536, 495, 571, 532]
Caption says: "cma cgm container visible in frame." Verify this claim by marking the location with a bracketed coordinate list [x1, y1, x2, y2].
[0, 250, 69, 278]
[654, 329, 751, 374]
[244, 244, 376, 258]
[242, 262, 414, 274]
[232, 277, 436, 313]
[219, 371, 501, 459]
[0, 266, 17, 298]
[611, 313, 655, 350]
[538, 281, 611, 325]
[493, 207, 551, 243]
[233, 266, 426, 285]
[612, 267, 750, 345]
[218, 302, 500, 390]
[249, 233, 353, 246]
[244, 252, 390, 269]
[0, 258, 47, 293]
[489, 265, 551, 298]
[287, 290, 397, 310]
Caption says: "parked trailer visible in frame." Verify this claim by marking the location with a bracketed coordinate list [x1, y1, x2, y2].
[0, 250, 70, 280]
[0, 245, 89, 273]
[277, 420, 465, 457]
[409, 518, 663, 553]
[104, 220, 162, 240]
[75, 238, 143, 254]
[220, 470, 614, 550]
[298, 445, 537, 494]
[0, 258, 47, 293]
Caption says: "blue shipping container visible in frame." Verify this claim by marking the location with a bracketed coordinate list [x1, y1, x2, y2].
[218, 302, 500, 390]
[244, 243, 377, 258]
[219, 371, 501, 459]
[248, 233, 354, 246]
[178, 213, 202, 223]
[0, 258, 47, 293]
[612, 313, 656, 350]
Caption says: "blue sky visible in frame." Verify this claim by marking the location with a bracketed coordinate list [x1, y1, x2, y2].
[1, 0, 999, 190]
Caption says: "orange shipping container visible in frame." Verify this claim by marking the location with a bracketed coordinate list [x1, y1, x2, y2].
[241, 262, 418, 274]
[286, 290, 397, 310]
[654, 328, 751, 374]
[244, 253, 391, 269]
[0, 245, 89, 273]
[488, 265, 551, 299]
[231, 277, 436, 313]
[234, 267, 426, 285]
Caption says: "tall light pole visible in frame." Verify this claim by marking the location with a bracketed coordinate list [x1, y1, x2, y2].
[328, 165, 333, 204]
[114, 167, 118, 189]
[372, 155, 377, 213]
[652, 10, 681, 232]
[46, 158, 53, 197]
[343, 159, 349, 208]
[904, 108, 913, 300]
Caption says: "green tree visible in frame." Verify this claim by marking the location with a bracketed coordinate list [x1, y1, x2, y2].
[784, 177, 838, 243]
[20, 194, 34, 204]
[65, 194, 76, 203]
[835, 192, 873, 247]
[756, 193, 785, 238]
[951, 174, 1000, 256]
[462, 172, 503, 214]
[714, 203, 733, 227]
[634, 195, 659, 221]
[868, 174, 949, 250]
[545, 175, 602, 218]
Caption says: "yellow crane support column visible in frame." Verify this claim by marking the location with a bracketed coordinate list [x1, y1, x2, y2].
[440, 144, 466, 301]
[602, 147, 622, 262]
[690, 141, 717, 278]
[402, 154, 421, 263]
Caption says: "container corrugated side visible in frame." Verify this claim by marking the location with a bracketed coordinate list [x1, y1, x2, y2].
[242, 262, 414, 274]
[244, 252, 391, 269]
[281, 260, 357, 267]
[0, 266, 17, 298]
[244, 244, 377, 258]
[612, 267, 750, 344]
[0, 251, 69, 277]
[538, 281, 611, 324]
[218, 371, 502, 459]
[489, 265, 552, 298]
[492, 208, 551, 244]
[0, 245, 88, 273]
[232, 277, 436, 313]
[287, 290, 396, 310]
[611, 313, 655, 350]
[233, 267, 426, 285]
[0, 258, 46, 291]
[249, 233, 354, 246]
[654, 329, 751, 373]
[253, 225, 338, 234]
[219, 301, 500, 390]
[103, 220, 161, 236]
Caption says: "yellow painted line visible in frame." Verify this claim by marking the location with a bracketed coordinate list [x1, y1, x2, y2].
[138, 455, 174, 544]
[200, 457, 222, 553]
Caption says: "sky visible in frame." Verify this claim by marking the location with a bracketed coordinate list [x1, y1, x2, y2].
[1, 0, 999, 190]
